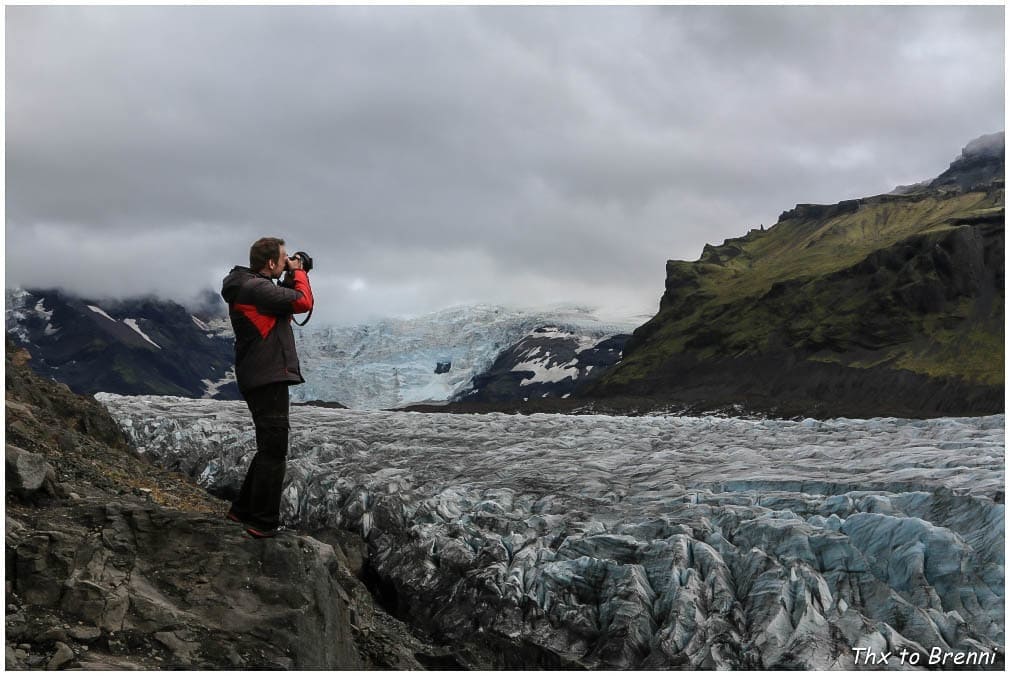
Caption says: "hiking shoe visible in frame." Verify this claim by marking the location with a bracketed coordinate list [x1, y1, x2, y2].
[226, 510, 245, 524]
[245, 525, 283, 539]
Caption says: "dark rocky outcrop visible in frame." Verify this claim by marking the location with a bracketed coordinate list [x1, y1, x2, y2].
[3, 340, 448, 669]
[454, 328, 631, 404]
[930, 132, 1005, 193]
[295, 399, 349, 409]
[8, 502, 361, 669]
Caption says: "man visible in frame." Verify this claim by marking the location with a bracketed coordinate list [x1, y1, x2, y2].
[220, 237, 314, 538]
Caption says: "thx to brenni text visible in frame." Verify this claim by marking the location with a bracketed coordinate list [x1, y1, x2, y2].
[853, 646, 996, 666]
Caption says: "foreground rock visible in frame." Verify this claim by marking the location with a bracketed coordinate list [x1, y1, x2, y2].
[8, 500, 360, 669]
[99, 394, 1005, 669]
[4, 341, 445, 670]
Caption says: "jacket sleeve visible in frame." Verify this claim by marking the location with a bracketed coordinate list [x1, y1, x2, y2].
[248, 271, 314, 316]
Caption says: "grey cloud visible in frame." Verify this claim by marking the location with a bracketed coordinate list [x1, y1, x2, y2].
[6, 5, 1003, 325]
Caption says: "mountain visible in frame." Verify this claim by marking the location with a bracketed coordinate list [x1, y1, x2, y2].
[893, 131, 1004, 195]
[6, 288, 239, 399]
[452, 327, 631, 404]
[929, 131, 1005, 193]
[587, 133, 1005, 418]
[291, 305, 640, 409]
[6, 291, 638, 409]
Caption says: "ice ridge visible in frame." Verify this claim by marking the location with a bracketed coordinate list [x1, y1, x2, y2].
[95, 393, 1004, 669]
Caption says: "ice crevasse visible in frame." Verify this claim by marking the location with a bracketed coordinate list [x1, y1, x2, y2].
[96, 393, 1004, 670]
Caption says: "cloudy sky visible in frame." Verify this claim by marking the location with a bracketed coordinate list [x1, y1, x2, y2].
[5, 4, 1004, 326]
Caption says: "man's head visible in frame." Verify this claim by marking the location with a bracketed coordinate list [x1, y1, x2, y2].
[250, 237, 287, 279]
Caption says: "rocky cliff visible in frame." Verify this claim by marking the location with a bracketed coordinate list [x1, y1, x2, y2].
[589, 134, 1004, 418]
[3, 340, 454, 669]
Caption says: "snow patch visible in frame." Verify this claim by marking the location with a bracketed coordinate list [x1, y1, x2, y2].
[87, 305, 116, 322]
[513, 358, 580, 386]
[34, 298, 53, 321]
[123, 318, 162, 349]
[202, 367, 236, 399]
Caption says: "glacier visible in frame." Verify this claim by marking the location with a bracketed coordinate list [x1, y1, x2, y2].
[95, 393, 1004, 669]
[6, 289, 638, 406]
[290, 304, 639, 409]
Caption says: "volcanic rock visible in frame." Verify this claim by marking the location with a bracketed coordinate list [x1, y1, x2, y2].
[4, 339, 442, 669]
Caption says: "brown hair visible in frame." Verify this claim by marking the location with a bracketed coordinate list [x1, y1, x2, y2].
[249, 237, 285, 271]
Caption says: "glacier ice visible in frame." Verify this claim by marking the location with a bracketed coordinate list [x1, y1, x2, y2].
[95, 393, 1004, 669]
[290, 304, 637, 408]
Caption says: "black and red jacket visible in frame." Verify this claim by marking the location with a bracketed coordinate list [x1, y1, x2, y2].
[221, 266, 314, 394]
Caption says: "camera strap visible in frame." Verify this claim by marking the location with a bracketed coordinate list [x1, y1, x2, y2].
[276, 274, 313, 326]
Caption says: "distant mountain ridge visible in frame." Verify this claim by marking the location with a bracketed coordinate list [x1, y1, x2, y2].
[587, 132, 1005, 418]
[6, 291, 638, 408]
[5, 288, 238, 399]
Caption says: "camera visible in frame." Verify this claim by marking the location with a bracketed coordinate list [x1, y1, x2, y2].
[289, 251, 313, 273]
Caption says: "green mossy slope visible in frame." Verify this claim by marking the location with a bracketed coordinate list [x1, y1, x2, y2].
[590, 183, 1004, 417]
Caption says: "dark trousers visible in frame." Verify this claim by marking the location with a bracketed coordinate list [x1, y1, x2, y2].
[231, 382, 290, 530]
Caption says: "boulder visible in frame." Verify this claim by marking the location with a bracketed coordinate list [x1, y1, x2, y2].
[46, 641, 74, 670]
[5, 445, 57, 498]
